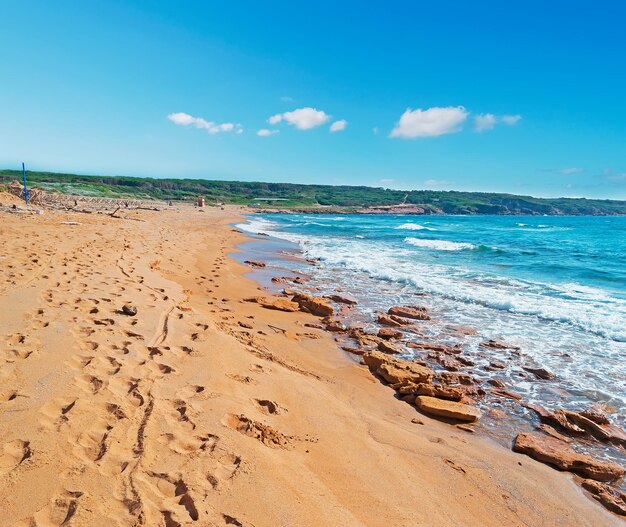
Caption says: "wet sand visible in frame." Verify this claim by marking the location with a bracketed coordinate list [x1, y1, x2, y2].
[0, 204, 621, 526]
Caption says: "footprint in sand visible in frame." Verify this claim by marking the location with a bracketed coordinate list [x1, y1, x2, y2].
[29, 490, 84, 527]
[39, 397, 78, 430]
[0, 439, 31, 473]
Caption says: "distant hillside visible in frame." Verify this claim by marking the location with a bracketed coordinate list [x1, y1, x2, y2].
[1, 169, 625, 215]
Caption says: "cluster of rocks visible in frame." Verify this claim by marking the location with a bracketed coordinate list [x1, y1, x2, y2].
[249, 285, 626, 516]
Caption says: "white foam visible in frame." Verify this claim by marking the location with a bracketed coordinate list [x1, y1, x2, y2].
[235, 217, 278, 235]
[395, 223, 433, 231]
[404, 237, 475, 251]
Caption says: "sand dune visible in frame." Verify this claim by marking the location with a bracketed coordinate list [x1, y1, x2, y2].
[0, 205, 621, 526]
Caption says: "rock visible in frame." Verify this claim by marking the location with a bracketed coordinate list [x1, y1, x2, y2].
[323, 318, 347, 332]
[244, 260, 266, 268]
[244, 297, 299, 312]
[328, 294, 358, 305]
[480, 339, 520, 351]
[564, 410, 626, 446]
[438, 372, 475, 386]
[581, 480, 626, 516]
[456, 424, 475, 433]
[491, 389, 522, 401]
[489, 360, 506, 370]
[271, 277, 287, 283]
[512, 432, 625, 482]
[581, 408, 611, 426]
[488, 379, 506, 388]
[407, 342, 462, 354]
[121, 304, 137, 316]
[377, 340, 402, 354]
[291, 293, 334, 317]
[342, 346, 365, 356]
[303, 323, 325, 329]
[377, 314, 405, 327]
[387, 305, 431, 321]
[415, 396, 481, 423]
[377, 328, 403, 340]
[363, 351, 433, 385]
[399, 383, 463, 401]
[523, 366, 555, 380]
[536, 424, 571, 443]
[524, 404, 584, 435]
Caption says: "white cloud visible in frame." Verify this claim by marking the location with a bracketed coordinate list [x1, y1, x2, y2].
[268, 107, 331, 130]
[167, 112, 242, 134]
[473, 113, 522, 132]
[560, 167, 583, 175]
[501, 114, 522, 125]
[257, 129, 279, 137]
[473, 113, 497, 132]
[390, 106, 468, 138]
[329, 119, 347, 132]
[379, 178, 395, 184]
[424, 179, 452, 188]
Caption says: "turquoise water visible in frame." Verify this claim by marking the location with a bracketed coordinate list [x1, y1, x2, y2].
[238, 214, 626, 431]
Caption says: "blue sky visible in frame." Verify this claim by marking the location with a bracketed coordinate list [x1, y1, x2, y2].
[1, 1, 625, 199]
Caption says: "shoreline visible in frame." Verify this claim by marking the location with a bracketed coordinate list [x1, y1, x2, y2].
[0, 204, 623, 525]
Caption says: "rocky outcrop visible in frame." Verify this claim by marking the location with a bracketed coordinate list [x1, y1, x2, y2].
[244, 260, 266, 268]
[415, 396, 481, 423]
[244, 297, 299, 312]
[363, 351, 433, 385]
[407, 342, 462, 354]
[387, 305, 431, 321]
[581, 479, 626, 516]
[377, 340, 402, 355]
[378, 328, 403, 340]
[512, 432, 625, 482]
[523, 366, 555, 380]
[328, 293, 358, 305]
[524, 404, 626, 446]
[290, 293, 334, 317]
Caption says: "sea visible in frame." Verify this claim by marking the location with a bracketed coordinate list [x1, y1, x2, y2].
[235, 213, 626, 471]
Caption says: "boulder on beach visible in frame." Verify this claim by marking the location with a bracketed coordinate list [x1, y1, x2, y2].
[378, 328, 403, 340]
[363, 351, 433, 385]
[512, 432, 625, 482]
[328, 293, 358, 305]
[415, 396, 481, 422]
[377, 340, 402, 354]
[387, 305, 431, 321]
[523, 366, 555, 380]
[291, 292, 334, 317]
[244, 296, 299, 312]
[244, 260, 266, 268]
[581, 479, 626, 516]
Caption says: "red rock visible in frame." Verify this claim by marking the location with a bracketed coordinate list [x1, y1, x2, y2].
[244, 297, 299, 312]
[580, 408, 611, 425]
[564, 411, 626, 446]
[491, 389, 522, 401]
[377, 340, 402, 354]
[342, 346, 365, 356]
[377, 328, 403, 340]
[581, 479, 626, 516]
[523, 366, 555, 380]
[415, 396, 481, 422]
[291, 293, 334, 317]
[407, 342, 462, 354]
[328, 293, 358, 305]
[323, 318, 347, 332]
[388, 305, 431, 321]
[488, 379, 506, 388]
[377, 314, 406, 327]
[363, 351, 433, 385]
[244, 260, 266, 268]
[480, 339, 520, 351]
[512, 432, 625, 481]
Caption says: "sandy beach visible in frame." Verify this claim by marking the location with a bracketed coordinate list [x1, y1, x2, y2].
[0, 203, 622, 527]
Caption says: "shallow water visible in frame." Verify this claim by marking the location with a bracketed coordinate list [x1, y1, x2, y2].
[235, 213, 626, 479]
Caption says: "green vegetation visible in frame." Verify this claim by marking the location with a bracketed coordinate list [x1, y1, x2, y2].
[2, 169, 625, 215]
